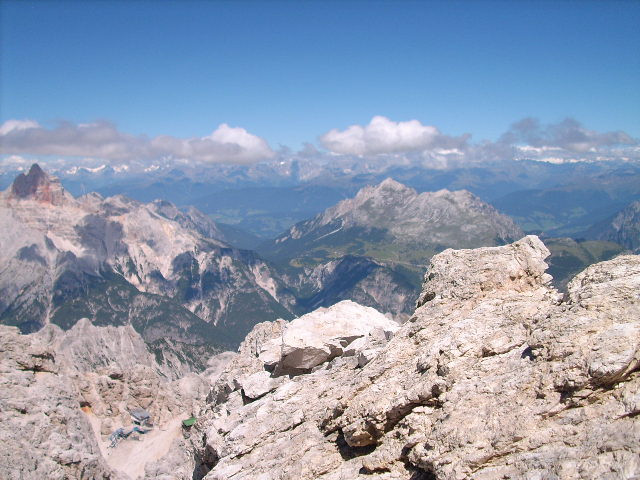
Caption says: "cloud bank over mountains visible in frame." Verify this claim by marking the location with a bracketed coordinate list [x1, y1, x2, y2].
[1, 116, 637, 168]
[0, 120, 275, 164]
[500, 117, 636, 153]
[320, 116, 638, 164]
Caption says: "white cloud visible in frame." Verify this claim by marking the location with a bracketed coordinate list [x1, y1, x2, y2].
[209, 124, 272, 156]
[0, 119, 275, 165]
[149, 124, 274, 164]
[318, 115, 640, 165]
[0, 119, 40, 135]
[320, 116, 441, 155]
[2, 116, 638, 168]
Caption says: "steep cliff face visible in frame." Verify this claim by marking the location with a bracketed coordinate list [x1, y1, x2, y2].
[0, 164, 295, 353]
[0, 324, 122, 480]
[174, 236, 639, 480]
[289, 255, 417, 321]
[589, 199, 640, 253]
[8, 163, 72, 205]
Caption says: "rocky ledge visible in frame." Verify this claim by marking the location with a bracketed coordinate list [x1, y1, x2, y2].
[1, 235, 638, 479]
[175, 235, 639, 480]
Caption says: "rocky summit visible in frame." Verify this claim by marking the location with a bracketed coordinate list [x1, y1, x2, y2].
[176, 235, 639, 480]
[8, 163, 71, 205]
[265, 178, 523, 263]
[259, 178, 524, 322]
[1, 235, 638, 479]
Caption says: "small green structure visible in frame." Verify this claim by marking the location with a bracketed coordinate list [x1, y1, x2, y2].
[182, 416, 197, 428]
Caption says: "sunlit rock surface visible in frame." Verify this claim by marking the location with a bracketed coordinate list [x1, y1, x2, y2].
[2, 235, 638, 479]
[173, 236, 640, 480]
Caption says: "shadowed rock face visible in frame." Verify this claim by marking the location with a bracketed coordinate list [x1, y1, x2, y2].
[11, 164, 47, 197]
[10, 163, 67, 205]
[593, 200, 640, 252]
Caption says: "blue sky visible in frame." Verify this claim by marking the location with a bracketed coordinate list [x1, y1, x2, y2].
[1, 0, 639, 157]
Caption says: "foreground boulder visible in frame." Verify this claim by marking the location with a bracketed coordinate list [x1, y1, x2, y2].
[175, 236, 639, 480]
[256, 300, 399, 374]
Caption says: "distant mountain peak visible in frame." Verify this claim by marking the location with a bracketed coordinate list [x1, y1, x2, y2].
[347, 178, 416, 209]
[375, 177, 414, 192]
[11, 164, 47, 197]
[364, 178, 415, 197]
[590, 199, 640, 252]
[267, 177, 524, 270]
[8, 163, 69, 205]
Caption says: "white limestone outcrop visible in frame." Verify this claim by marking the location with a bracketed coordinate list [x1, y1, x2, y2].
[0, 320, 207, 480]
[0, 325, 123, 480]
[178, 236, 640, 480]
[256, 300, 399, 373]
[3, 235, 639, 480]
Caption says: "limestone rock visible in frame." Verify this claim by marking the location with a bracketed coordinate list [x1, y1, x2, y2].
[0, 319, 207, 480]
[272, 178, 523, 252]
[416, 234, 553, 306]
[239, 370, 287, 401]
[0, 325, 122, 480]
[590, 199, 640, 252]
[9, 163, 71, 205]
[258, 300, 399, 373]
[3, 234, 638, 480]
[43, 317, 157, 374]
[0, 164, 296, 350]
[180, 236, 640, 480]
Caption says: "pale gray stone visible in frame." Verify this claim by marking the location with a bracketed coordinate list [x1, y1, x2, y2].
[187, 237, 640, 480]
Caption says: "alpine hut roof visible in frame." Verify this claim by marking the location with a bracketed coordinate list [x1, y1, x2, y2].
[130, 407, 151, 422]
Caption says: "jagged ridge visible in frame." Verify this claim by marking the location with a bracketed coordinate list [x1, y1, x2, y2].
[0, 164, 297, 365]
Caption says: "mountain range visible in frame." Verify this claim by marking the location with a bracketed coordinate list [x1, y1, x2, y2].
[262, 178, 522, 265]
[3, 157, 638, 240]
[0, 164, 297, 369]
[1, 163, 638, 479]
[1, 164, 636, 368]
[258, 178, 524, 318]
[1, 164, 535, 348]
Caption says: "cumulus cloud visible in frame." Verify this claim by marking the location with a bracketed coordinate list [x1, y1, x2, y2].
[2, 116, 637, 168]
[0, 119, 275, 164]
[318, 115, 638, 165]
[149, 124, 274, 164]
[320, 116, 451, 156]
